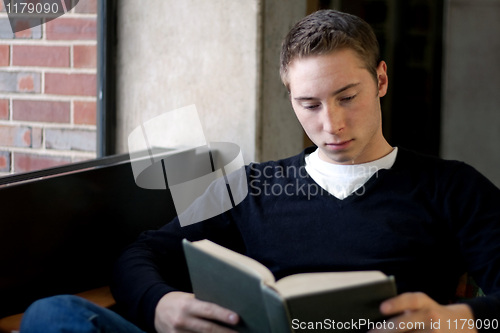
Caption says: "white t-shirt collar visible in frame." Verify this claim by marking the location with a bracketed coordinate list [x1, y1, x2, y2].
[305, 147, 398, 200]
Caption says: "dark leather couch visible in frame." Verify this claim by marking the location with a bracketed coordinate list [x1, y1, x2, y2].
[0, 152, 177, 331]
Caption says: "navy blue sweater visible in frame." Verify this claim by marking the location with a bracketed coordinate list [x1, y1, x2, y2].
[112, 147, 500, 332]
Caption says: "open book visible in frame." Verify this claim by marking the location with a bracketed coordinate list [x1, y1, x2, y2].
[183, 239, 397, 333]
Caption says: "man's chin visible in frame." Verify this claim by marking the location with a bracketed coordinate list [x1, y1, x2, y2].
[318, 149, 356, 165]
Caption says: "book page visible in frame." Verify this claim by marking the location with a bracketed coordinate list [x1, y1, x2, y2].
[274, 271, 388, 298]
[191, 240, 276, 286]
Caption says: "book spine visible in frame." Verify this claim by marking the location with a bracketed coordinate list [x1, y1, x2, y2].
[183, 240, 273, 332]
[261, 284, 293, 333]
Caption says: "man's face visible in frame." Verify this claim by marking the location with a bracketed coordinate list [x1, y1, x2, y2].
[288, 48, 390, 165]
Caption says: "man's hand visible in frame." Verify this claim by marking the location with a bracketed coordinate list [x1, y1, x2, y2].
[368, 292, 478, 333]
[154, 291, 239, 333]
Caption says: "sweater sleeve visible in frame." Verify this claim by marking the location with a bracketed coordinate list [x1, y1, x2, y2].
[444, 162, 500, 330]
[111, 165, 251, 332]
[110, 213, 245, 332]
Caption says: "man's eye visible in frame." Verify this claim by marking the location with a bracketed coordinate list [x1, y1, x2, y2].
[303, 104, 320, 110]
[341, 95, 356, 103]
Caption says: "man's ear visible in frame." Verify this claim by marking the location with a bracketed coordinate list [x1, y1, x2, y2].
[377, 61, 388, 97]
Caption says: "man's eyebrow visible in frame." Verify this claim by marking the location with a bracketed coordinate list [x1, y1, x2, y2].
[293, 82, 360, 101]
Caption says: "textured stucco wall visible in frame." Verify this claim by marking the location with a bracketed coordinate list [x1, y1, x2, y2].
[116, 1, 260, 163]
[116, 0, 306, 163]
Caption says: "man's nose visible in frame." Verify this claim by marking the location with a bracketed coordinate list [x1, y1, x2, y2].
[322, 105, 346, 134]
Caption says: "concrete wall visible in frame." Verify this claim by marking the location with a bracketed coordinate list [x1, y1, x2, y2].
[258, 1, 306, 162]
[115, 0, 305, 163]
[441, 0, 500, 186]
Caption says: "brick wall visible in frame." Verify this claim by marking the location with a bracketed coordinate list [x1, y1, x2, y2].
[0, 0, 97, 176]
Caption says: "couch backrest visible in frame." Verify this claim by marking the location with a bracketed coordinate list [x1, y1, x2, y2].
[0, 153, 177, 318]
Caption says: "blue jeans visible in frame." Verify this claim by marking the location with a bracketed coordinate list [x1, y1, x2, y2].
[20, 295, 146, 333]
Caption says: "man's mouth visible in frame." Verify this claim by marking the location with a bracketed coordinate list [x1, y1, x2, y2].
[325, 140, 353, 150]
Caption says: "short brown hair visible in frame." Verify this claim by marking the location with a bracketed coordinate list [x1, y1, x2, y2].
[280, 9, 380, 90]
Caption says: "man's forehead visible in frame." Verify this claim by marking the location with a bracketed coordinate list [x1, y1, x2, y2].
[291, 48, 366, 66]
[287, 52, 367, 94]
[292, 82, 361, 100]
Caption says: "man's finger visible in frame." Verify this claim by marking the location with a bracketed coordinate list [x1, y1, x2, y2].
[380, 292, 432, 316]
[187, 316, 240, 333]
[188, 299, 239, 326]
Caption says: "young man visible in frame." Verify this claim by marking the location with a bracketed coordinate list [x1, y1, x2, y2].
[21, 9, 499, 333]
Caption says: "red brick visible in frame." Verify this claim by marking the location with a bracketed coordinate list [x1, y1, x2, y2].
[13, 19, 42, 39]
[13, 100, 70, 123]
[45, 73, 96, 96]
[14, 21, 31, 38]
[73, 45, 96, 68]
[0, 99, 8, 120]
[17, 73, 41, 93]
[18, 75, 34, 91]
[13, 45, 70, 67]
[74, 0, 97, 14]
[0, 45, 9, 66]
[46, 17, 97, 41]
[32, 127, 43, 149]
[0, 125, 31, 147]
[74, 100, 96, 125]
[0, 72, 40, 93]
[14, 152, 71, 173]
[46, 128, 96, 152]
[0, 151, 10, 172]
[0, 157, 6, 171]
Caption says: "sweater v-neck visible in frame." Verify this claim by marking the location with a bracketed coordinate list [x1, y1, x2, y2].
[299, 147, 397, 204]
